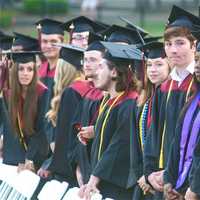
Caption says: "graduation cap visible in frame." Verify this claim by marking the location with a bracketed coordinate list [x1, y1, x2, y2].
[0, 35, 14, 50]
[62, 16, 106, 33]
[35, 18, 64, 35]
[140, 41, 166, 59]
[7, 51, 41, 63]
[86, 40, 105, 52]
[54, 43, 84, 70]
[0, 30, 5, 38]
[13, 32, 39, 51]
[166, 5, 200, 32]
[143, 36, 162, 43]
[100, 41, 143, 66]
[119, 16, 149, 37]
[101, 25, 144, 45]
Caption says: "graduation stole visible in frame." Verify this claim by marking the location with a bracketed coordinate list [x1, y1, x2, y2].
[159, 78, 194, 168]
[17, 103, 28, 151]
[176, 91, 200, 189]
[139, 101, 149, 151]
[96, 92, 125, 160]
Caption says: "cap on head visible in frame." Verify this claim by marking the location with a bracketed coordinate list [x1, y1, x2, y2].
[35, 18, 64, 35]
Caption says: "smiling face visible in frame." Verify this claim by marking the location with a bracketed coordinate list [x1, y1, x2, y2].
[146, 57, 170, 85]
[18, 62, 35, 86]
[164, 36, 195, 68]
[41, 34, 63, 60]
[83, 50, 103, 79]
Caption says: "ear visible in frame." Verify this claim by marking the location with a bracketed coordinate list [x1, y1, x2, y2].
[110, 68, 118, 79]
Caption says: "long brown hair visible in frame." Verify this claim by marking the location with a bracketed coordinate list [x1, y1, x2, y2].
[105, 59, 140, 93]
[9, 62, 38, 136]
[137, 62, 155, 106]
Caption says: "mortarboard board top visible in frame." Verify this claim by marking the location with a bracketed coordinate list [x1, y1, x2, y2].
[55, 43, 84, 70]
[101, 24, 144, 45]
[140, 41, 166, 59]
[6, 51, 41, 63]
[119, 16, 149, 37]
[0, 35, 14, 51]
[13, 32, 39, 51]
[35, 18, 64, 35]
[100, 41, 143, 66]
[167, 5, 200, 32]
[62, 16, 106, 34]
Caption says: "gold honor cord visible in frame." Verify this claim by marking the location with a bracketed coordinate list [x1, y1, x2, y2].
[159, 78, 193, 168]
[97, 92, 124, 160]
[17, 112, 28, 151]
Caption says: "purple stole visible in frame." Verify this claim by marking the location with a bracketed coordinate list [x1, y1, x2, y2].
[176, 91, 200, 189]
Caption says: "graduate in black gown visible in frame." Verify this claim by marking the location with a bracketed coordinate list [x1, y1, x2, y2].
[0, 51, 49, 171]
[164, 50, 200, 200]
[135, 42, 170, 200]
[72, 41, 105, 185]
[144, 5, 199, 200]
[36, 19, 65, 144]
[78, 42, 143, 200]
[164, 46, 200, 200]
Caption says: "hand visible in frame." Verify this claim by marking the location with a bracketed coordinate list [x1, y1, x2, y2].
[137, 175, 155, 194]
[185, 188, 199, 200]
[194, 60, 200, 81]
[17, 163, 25, 173]
[164, 183, 181, 200]
[76, 165, 84, 187]
[78, 175, 100, 200]
[77, 126, 94, 145]
[37, 168, 51, 178]
[148, 171, 164, 192]
[24, 159, 35, 172]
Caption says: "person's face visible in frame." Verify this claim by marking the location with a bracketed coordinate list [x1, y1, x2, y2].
[41, 34, 62, 60]
[83, 50, 102, 79]
[18, 62, 35, 86]
[94, 59, 117, 91]
[194, 53, 200, 82]
[164, 36, 195, 68]
[71, 31, 89, 49]
[146, 57, 169, 86]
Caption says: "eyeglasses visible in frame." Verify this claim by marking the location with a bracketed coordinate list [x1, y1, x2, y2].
[72, 35, 89, 41]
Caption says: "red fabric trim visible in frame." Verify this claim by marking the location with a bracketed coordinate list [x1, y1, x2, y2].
[38, 61, 55, 78]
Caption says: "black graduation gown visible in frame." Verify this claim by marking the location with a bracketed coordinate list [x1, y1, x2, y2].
[90, 91, 142, 200]
[48, 80, 98, 186]
[189, 134, 200, 197]
[132, 100, 154, 200]
[38, 61, 56, 144]
[72, 85, 103, 184]
[164, 100, 200, 193]
[144, 75, 195, 199]
[0, 83, 49, 169]
[144, 75, 195, 177]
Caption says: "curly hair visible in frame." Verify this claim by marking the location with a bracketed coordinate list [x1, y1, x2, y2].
[46, 59, 81, 126]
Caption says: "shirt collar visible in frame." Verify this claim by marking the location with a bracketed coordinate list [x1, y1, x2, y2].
[170, 61, 194, 82]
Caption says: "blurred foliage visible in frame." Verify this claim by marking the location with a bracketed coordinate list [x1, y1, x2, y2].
[0, 10, 13, 28]
[23, 0, 68, 15]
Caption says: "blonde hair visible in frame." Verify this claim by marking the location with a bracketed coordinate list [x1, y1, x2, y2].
[46, 59, 80, 126]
